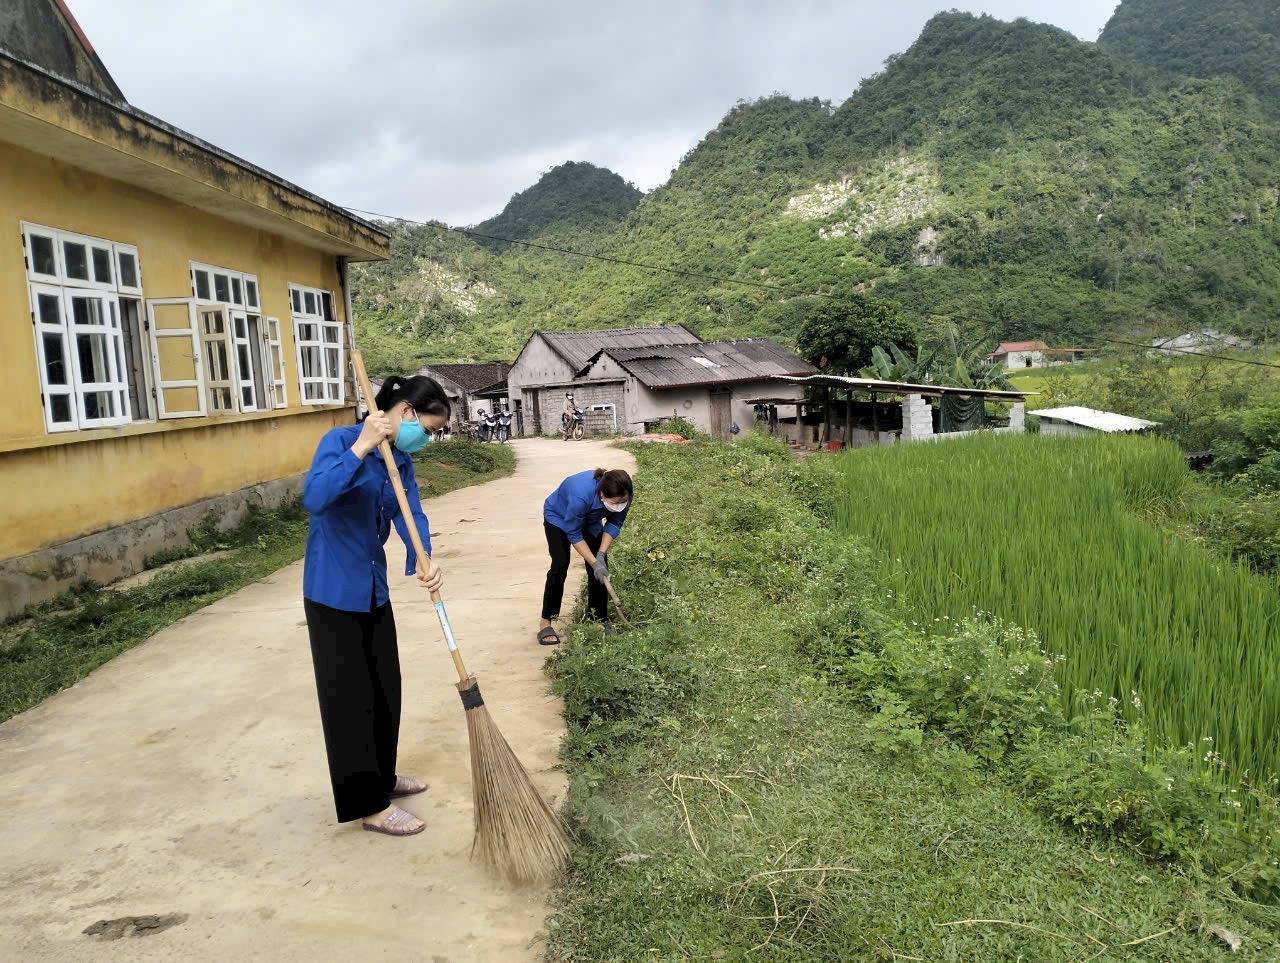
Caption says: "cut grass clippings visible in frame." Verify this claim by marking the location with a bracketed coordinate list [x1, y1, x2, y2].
[544, 435, 1280, 962]
[0, 438, 515, 724]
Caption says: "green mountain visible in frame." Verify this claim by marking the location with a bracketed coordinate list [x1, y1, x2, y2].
[471, 160, 642, 250]
[351, 7, 1280, 374]
[1100, 0, 1280, 115]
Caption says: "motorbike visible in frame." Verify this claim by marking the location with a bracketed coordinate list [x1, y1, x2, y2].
[495, 408, 512, 443]
[473, 407, 499, 443]
[561, 404, 585, 441]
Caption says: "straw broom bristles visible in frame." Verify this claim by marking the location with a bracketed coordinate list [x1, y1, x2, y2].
[458, 676, 570, 883]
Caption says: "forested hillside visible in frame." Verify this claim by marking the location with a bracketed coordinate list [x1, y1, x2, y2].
[351, 7, 1280, 375]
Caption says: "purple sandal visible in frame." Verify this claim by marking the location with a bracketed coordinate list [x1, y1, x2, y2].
[362, 807, 425, 837]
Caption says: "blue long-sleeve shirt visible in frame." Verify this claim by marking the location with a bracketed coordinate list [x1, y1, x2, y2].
[543, 470, 629, 545]
[302, 423, 432, 612]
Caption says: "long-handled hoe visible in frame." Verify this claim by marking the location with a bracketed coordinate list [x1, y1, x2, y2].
[352, 351, 569, 883]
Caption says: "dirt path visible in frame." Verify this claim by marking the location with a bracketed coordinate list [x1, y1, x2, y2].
[0, 438, 635, 961]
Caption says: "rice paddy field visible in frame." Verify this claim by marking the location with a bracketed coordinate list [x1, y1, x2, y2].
[832, 433, 1280, 780]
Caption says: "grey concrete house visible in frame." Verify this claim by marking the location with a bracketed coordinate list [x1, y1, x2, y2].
[414, 362, 510, 429]
[579, 339, 815, 440]
[507, 325, 701, 436]
[506, 325, 814, 440]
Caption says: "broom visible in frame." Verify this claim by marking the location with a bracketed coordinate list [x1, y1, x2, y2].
[351, 351, 569, 883]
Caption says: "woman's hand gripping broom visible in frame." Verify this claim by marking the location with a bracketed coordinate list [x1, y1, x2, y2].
[351, 350, 569, 883]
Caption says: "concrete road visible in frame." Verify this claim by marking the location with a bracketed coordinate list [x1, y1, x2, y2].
[0, 438, 636, 961]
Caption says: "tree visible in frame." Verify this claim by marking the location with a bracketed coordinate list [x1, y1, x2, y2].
[795, 295, 916, 373]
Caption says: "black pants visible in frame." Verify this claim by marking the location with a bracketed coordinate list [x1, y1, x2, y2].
[304, 597, 402, 822]
[542, 522, 608, 622]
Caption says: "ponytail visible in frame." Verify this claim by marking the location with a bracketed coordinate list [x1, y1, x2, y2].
[368, 374, 452, 420]
[592, 467, 605, 480]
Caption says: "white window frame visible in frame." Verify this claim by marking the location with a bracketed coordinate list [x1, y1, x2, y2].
[263, 316, 287, 408]
[189, 261, 284, 411]
[145, 299, 206, 419]
[290, 284, 344, 405]
[23, 223, 139, 432]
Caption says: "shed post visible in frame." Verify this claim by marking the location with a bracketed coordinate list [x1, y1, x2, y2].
[844, 391, 853, 445]
[871, 391, 879, 439]
[822, 386, 831, 444]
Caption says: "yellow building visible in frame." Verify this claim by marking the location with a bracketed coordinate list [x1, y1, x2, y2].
[0, 1, 390, 616]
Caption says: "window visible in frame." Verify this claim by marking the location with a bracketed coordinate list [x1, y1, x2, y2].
[190, 262, 285, 411]
[23, 223, 147, 432]
[290, 284, 343, 404]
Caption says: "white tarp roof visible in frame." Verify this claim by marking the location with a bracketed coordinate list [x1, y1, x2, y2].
[1034, 406, 1158, 432]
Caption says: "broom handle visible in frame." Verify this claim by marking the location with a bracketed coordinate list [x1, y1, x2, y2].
[351, 351, 471, 685]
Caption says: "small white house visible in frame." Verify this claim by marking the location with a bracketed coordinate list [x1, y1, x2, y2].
[1034, 406, 1158, 436]
[987, 341, 1092, 370]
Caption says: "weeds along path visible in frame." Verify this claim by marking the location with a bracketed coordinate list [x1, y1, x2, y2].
[0, 437, 633, 962]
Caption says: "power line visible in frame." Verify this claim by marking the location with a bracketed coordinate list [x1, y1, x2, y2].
[344, 205, 1280, 371]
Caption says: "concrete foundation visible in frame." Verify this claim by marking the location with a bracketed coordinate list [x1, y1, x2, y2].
[0, 474, 303, 618]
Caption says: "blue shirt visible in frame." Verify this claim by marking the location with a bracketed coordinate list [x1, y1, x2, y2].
[302, 423, 432, 613]
[543, 470, 629, 545]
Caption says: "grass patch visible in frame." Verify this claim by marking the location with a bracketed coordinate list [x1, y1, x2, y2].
[544, 436, 1279, 961]
[413, 438, 516, 495]
[0, 438, 516, 724]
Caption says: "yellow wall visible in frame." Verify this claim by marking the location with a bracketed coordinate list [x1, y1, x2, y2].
[0, 139, 356, 559]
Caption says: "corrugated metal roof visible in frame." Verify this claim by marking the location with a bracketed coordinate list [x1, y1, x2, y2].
[540, 325, 700, 371]
[1033, 406, 1159, 432]
[775, 374, 1032, 400]
[602, 339, 816, 389]
[419, 362, 511, 392]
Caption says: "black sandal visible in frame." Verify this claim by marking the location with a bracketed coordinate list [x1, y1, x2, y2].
[537, 626, 561, 646]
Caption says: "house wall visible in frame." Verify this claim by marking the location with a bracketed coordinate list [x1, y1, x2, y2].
[507, 335, 578, 435]
[1004, 350, 1045, 369]
[624, 380, 806, 438]
[1040, 420, 1092, 437]
[0, 137, 352, 572]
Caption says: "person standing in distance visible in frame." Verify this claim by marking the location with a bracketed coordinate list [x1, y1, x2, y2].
[301, 374, 450, 837]
[537, 467, 633, 645]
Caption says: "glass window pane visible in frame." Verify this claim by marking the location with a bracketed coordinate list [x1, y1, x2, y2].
[31, 234, 56, 276]
[77, 333, 111, 383]
[304, 382, 324, 400]
[327, 383, 339, 400]
[71, 296, 106, 326]
[301, 346, 321, 377]
[64, 242, 89, 280]
[37, 292, 62, 326]
[83, 391, 116, 420]
[291, 290, 301, 314]
[324, 347, 339, 376]
[92, 247, 113, 284]
[234, 316, 247, 338]
[118, 252, 139, 289]
[246, 280, 258, 308]
[304, 292, 317, 315]
[42, 333, 68, 385]
[231, 277, 243, 305]
[237, 345, 251, 378]
[322, 325, 339, 344]
[299, 323, 318, 342]
[321, 293, 334, 321]
[195, 270, 211, 300]
[214, 274, 230, 302]
[50, 393, 73, 424]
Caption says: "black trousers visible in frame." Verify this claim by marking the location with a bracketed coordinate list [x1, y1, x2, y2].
[304, 597, 402, 822]
[542, 522, 608, 622]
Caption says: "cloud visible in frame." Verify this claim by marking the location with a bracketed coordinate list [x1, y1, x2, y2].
[69, 0, 1120, 225]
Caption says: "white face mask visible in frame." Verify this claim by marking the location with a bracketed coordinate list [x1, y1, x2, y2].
[603, 500, 629, 514]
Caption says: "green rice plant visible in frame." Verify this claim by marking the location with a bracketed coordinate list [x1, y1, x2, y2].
[832, 433, 1280, 781]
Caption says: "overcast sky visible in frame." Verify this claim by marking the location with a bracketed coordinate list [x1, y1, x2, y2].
[70, 0, 1119, 227]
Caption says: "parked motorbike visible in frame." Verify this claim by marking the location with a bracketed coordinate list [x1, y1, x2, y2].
[495, 408, 512, 443]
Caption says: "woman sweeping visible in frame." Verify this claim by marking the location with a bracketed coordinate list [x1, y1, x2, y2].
[302, 375, 451, 837]
[538, 467, 634, 645]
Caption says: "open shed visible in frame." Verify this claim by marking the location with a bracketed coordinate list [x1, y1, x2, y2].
[748, 374, 1033, 448]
